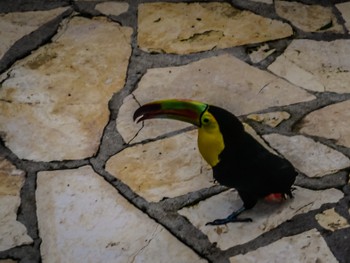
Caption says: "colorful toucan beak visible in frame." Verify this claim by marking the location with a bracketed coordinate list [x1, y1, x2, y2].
[133, 99, 208, 127]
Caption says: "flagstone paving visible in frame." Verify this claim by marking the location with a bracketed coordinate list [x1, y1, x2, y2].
[1, 1, 350, 263]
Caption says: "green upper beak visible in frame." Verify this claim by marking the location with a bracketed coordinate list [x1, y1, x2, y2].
[133, 99, 208, 127]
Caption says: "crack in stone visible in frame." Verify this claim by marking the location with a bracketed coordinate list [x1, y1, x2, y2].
[130, 224, 161, 262]
[179, 30, 224, 43]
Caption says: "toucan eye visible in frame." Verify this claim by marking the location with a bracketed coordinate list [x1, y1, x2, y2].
[203, 118, 209, 124]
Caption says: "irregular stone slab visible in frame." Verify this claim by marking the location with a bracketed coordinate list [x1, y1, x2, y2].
[179, 187, 343, 250]
[336, 2, 350, 31]
[251, 0, 273, 4]
[230, 229, 338, 263]
[117, 54, 314, 143]
[0, 17, 132, 161]
[316, 208, 349, 232]
[138, 2, 293, 54]
[0, 7, 68, 61]
[247, 111, 290, 127]
[36, 166, 206, 263]
[275, 1, 343, 33]
[95, 2, 129, 16]
[268, 39, 350, 93]
[0, 157, 33, 251]
[263, 134, 350, 177]
[106, 130, 214, 202]
[0, 260, 17, 263]
[297, 100, 350, 149]
[248, 44, 276, 64]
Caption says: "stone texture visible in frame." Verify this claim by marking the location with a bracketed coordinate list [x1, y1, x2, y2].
[275, 1, 343, 33]
[268, 39, 350, 93]
[0, 7, 68, 60]
[316, 208, 349, 232]
[179, 187, 343, 250]
[297, 100, 350, 149]
[95, 2, 129, 16]
[138, 2, 293, 54]
[251, 0, 272, 4]
[336, 2, 350, 31]
[117, 54, 315, 143]
[36, 166, 205, 263]
[230, 229, 338, 263]
[263, 134, 350, 177]
[0, 17, 132, 161]
[248, 44, 276, 64]
[106, 130, 213, 202]
[0, 157, 33, 251]
[247, 111, 290, 127]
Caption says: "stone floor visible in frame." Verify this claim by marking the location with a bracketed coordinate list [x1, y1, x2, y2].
[0, 0, 350, 262]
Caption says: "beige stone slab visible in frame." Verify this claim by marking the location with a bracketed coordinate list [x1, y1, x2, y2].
[0, 7, 69, 60]
[316, 208, 349, 232]
[95, 2, 129, 16]
[0, 157, 33, 251]
[247, 111, 290, 128]
[138, 2, 292, 54]
[230, 229, 338, 263]
[263, 134, 350, 177]
[0, 17, 132, 161]
[275, 1, 343, 33]
[36, 166, 206, 263]
[336, 2, 350, 31]
[117, 54, 315, 143]
[248, 44, 276, 64]
[268, 39, 350, 93]
[106, 130, 214, 202]
[297, 98, 350, 149]
[179, 187, 343, 250]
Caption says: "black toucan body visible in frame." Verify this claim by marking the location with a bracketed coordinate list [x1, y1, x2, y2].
[133, 99, 297, 225]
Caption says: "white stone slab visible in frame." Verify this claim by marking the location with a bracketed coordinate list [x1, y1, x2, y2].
[117, 54, 314, 143]
[298, 100, 350, 148]
[106, 130, 214, 202]
[268, 39, 350, 93]
[138, 2, 292, 54]
[36, 166, 206, 263]
[0, 17, 132, 161]
[0, 158, 33, 251]
[230, 229, 338, 263]
[0, 7, 68, 60]
[263, 134, 350, 177]
[95, 2, 129, 16]
[275, 1, 343, 32]
[178, 187, 343, 250]
[336, 2, 350, 31]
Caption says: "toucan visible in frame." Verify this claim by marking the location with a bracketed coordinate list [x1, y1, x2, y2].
[133, 99, 297, 225]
